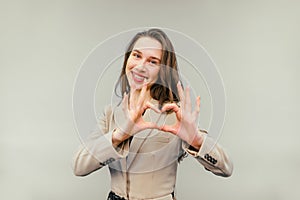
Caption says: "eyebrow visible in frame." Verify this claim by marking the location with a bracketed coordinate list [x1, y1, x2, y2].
[132, 49, 161, 62]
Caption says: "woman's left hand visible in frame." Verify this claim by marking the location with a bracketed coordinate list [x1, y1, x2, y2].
[160, 82, 203, 150]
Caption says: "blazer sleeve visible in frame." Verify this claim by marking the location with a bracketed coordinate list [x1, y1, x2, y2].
[182, 130, 233, 177]
[72, 105, 128, 176]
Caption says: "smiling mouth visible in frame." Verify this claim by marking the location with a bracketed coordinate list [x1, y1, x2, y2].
[132, 72, 148, 83]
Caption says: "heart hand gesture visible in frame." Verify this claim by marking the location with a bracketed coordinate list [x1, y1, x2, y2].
[160, 82, 203, 150]
[112, 84, 160, 146]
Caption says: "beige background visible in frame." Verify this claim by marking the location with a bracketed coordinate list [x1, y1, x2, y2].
[1, 0, 300, 199]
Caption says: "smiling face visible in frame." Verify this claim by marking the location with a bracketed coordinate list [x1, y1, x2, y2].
[115, 29, 180, 105]
[125, 37, 162, 90]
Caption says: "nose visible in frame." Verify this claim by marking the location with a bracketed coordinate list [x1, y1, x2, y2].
[135, 60, 147, 71]
[135, 65, 146, 71]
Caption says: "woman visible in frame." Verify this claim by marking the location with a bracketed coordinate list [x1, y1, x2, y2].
[72, 28, 233, 200]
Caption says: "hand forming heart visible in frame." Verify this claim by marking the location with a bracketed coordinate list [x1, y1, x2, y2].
[159, 82, 202, 149]
[112, 82, 203, 150]
[112, 83, 161, 147]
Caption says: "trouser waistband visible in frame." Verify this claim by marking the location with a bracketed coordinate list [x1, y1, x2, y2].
[107, 191, 175, 200]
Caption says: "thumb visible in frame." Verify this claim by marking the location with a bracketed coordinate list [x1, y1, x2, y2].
[159, 125, 177, 134]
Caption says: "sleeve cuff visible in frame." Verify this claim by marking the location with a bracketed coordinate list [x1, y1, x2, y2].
[84, 131, 128, 166]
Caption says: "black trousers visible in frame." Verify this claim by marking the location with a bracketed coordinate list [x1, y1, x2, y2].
[107, 191, 126, 200]
[107, 191, 175, 200]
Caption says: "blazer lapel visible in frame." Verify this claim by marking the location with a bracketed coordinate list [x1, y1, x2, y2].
[126, 108, 164, 170]
[113, 101, 164, 171]
[126, 130, 151, 170]
[113, 105, 128, 173]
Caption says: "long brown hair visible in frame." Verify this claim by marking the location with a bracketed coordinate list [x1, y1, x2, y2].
[115, 28, 181, 107]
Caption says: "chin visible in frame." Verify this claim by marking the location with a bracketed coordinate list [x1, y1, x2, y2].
[129, 80, 153, 91]
[128, 80, 143, 90]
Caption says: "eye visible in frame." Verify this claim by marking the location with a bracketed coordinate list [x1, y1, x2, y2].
[150, 60, 159, 65]
[132, 52, 141, 59]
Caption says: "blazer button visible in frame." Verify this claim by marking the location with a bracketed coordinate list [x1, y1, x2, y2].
[111, 158, 115, 163]
[101, 158, 116, 166]
[212, 158, 217, 164]
[204, 154, 209, 159]
[107, 157, 115, 164]
[208, 155, 212, 162]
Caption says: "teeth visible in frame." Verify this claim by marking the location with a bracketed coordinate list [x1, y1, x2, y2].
[133, 73, 146, 81]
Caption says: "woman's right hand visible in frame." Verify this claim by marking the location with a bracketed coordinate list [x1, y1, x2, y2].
[112, 84, 160, 147]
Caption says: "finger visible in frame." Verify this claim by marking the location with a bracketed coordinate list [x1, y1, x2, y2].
[144, 102, 161, 113]
[129, 88, 137, 110]
[122, 93, 129, 112]
[185, 86, 191, 112]
[196, 96, 200, 113]
[160, 125, 177, 134]
[161, 103, 182, 121]
[176, 81, 185, 109]
[137, 84, 147, 108]
[161, 103, 180, 113]
[192, 96, 200, 121]
[193, 96, 201, 119]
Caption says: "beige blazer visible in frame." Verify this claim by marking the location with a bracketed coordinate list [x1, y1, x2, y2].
[72, 103, 233, 200]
